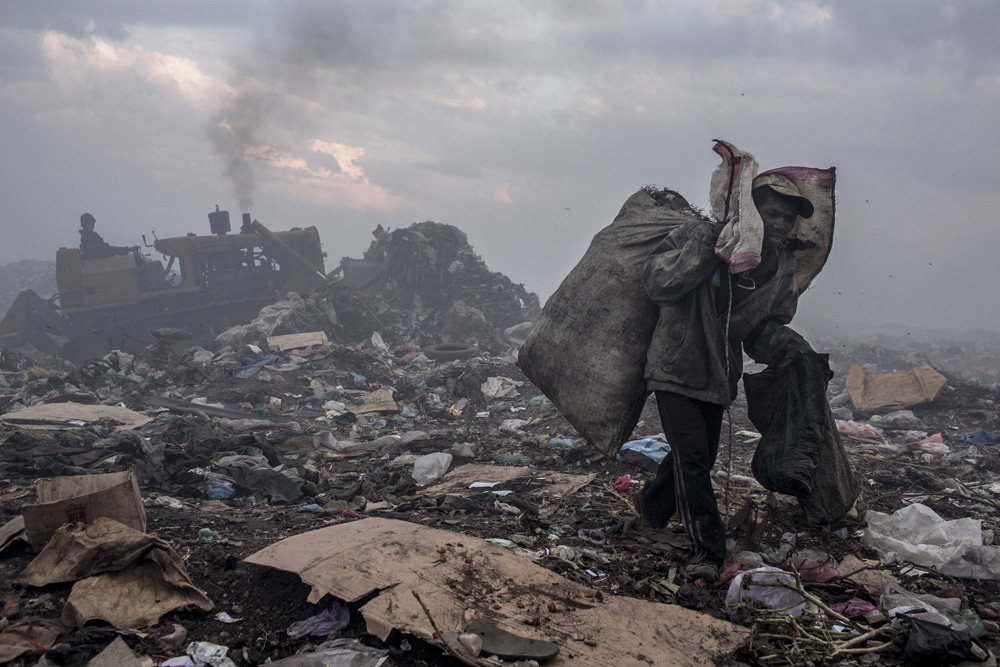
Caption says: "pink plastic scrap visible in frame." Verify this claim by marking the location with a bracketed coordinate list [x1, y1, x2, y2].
[798, 558, 840, 583]
[829, 600, 877, 617]
[910, 433, 949, 455]
[835, 420, 882, 439]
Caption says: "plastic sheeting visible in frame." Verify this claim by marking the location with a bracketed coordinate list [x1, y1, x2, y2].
[862, 503, 1000, 580]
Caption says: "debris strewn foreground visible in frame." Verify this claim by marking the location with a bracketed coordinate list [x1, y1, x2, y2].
[1, 222, 999, 666]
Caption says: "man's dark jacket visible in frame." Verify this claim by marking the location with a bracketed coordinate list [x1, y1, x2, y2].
[643, 219, 810, 405]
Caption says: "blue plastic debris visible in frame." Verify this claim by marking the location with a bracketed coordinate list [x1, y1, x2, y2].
[234, 353, 278, 379]
[494, 453, 531, 465]
[547, 438, 576, 448]
[956, 429, 998, 446]
[617, 438, 671, 472]
[204, 480, 235, 500]
[297, 504, 322, 513]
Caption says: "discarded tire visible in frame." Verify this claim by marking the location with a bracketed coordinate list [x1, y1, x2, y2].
[423, 343, 480, 361]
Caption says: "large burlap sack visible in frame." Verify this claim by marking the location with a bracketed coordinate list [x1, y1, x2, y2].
[517, 188, 706, 455]
[519, 167, 836, 458]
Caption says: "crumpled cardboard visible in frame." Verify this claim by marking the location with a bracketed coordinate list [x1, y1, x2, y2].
[0, 515, 25, 554]
[846, 363, 947, 411]
[16, 517, 213, 628]
[21, 470, 146, 549]
[245, 518, 747, 667]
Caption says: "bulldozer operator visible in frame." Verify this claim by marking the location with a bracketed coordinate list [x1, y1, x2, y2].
[79, 213, 136, 260]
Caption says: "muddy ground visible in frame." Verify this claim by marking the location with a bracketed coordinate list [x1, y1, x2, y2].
[1, 350, 999, 666]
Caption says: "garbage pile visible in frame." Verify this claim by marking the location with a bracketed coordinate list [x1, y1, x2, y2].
[215, 221, 541, 357]
[0, 259, 56, 319]
[814, 329, 1000, 391]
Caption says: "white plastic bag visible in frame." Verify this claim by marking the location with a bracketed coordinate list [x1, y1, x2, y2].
[862, 503, 1000, 579]
[725, 566, 807, 622]
[412, 452, 453, 485]
[481, 376, 523, 399]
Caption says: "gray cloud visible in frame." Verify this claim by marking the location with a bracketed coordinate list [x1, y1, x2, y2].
[1, 1, 271, 37]
[2, 0, 1000, 334]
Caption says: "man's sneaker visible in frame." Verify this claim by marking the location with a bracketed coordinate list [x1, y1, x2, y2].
[684, 562, 720, 584]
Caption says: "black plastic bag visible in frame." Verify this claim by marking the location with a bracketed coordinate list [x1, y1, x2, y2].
[903, 616, 973, 665]
[744, 351, 859, 524]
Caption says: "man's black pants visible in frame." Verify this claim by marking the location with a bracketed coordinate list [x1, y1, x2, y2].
[639, 391, 727, 567]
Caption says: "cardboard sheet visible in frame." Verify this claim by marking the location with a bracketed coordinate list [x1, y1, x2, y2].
[0, 403, 152, 431]
[846, 364, 947, 411]
[346, 388, 398, 415]
[422, 462, 596, 499]
[21, 470, 146, 549]
[245, 519, 747, 667]
[267, 331, 329, 351]
[85, 636, 144, 667]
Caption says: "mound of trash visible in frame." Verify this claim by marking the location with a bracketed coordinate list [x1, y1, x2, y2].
[218, 221, 541, 355]
[0, 259, 56, 319]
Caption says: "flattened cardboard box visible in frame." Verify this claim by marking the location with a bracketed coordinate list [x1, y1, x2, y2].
[846, 363, 947, 411]
[21, 470, 146, 549]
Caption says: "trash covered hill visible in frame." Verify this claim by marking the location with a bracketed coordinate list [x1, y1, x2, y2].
[806, 321, 1000, 390]
[0, 259, 56, 320]
[214, 221, 540, 359]
[0, 224, 999, 666]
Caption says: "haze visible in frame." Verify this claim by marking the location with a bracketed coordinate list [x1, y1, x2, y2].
[2, 1, 998, 333]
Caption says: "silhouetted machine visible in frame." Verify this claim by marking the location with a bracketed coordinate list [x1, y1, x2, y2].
[0, 210, 326, 364]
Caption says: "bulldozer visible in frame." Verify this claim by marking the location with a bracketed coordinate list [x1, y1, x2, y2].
[0, 209, 326, 364]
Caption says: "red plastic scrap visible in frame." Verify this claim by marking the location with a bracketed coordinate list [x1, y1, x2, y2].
[610, 475, 632, 492]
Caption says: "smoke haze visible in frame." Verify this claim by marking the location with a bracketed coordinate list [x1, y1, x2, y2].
[2, 1, 999, 333]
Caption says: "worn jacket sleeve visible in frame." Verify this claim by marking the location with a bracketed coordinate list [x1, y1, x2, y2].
[743, 277, 814, 365]
[643, 221, 720, 305]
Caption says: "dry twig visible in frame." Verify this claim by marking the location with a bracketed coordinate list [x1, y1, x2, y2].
[734, 575, 902, 665]
[411, 590, 485, 667]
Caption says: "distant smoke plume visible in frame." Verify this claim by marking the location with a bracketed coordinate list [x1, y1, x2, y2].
[206, 3, 415, 212]
[207, 77, 276, 212]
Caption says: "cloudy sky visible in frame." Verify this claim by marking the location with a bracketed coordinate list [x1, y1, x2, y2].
[2, 1, 999, 334]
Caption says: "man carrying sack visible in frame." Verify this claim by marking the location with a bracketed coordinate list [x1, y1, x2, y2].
[519, 141, 855, 585]
[636, 159, 818, 584]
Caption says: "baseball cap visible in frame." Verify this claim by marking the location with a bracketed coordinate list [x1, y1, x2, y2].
[752, 173, 814, 219]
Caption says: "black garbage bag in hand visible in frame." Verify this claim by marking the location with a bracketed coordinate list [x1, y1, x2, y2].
[744, 351, 859, 524]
